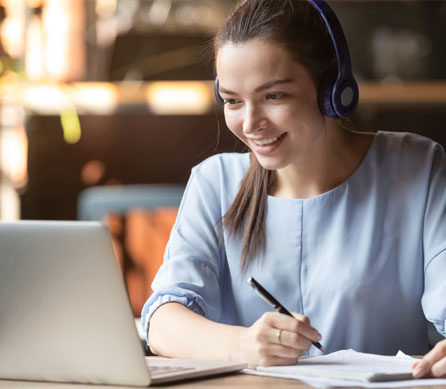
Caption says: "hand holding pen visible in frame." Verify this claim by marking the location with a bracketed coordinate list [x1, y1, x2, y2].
[248, 277, 327, 355]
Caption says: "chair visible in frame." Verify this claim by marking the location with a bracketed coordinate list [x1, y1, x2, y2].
[78, 184, 185, 316]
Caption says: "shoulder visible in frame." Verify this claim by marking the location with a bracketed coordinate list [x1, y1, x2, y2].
[172, 153, 250, 231]
[191, 152, 250, 186]
[377, 131, 444, 155]
[182, 153, 250, 209]
[374, 131, 445, 167]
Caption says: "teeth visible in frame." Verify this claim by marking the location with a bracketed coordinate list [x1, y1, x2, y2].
[253, 135, 281, 146]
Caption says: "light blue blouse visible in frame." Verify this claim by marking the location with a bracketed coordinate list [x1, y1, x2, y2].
[142, 131, 446, 355]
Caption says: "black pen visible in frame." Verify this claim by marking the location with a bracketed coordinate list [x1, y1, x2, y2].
[247, 276, 327, 354]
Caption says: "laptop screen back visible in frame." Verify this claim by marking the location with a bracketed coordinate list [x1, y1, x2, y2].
[0, 221, 151, 386]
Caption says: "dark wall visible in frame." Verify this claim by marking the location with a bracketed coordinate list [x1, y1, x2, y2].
[354, 105, 446, 147]
[21, 104, 446, 221]
[21, 112, 244, 220]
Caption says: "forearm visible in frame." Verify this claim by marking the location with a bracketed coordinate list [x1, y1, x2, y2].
[148, 302, 246, 362]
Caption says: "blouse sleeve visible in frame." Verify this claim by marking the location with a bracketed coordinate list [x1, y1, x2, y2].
[422, 143, 446, 337]
[141, 157, 225, 342]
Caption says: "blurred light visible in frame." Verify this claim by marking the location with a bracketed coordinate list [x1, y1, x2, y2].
[71, 83, 118, 114]
[22, 84, 69, 113]
[96, 17, 118, 47]
[0, 184, 20, 220]
[60, 107, 81, 144]
[115, 0, 138, 34]
[25, 15, 44, 80]
[95, 0, 118, 47]
[0, 69, 20, 84]
[43, 0, 85, 81]
[0, 19, 24, 58]
[0, 125, 28, 189]
[148, 0, 172, 26]
[81, 160, 106, 186]
[25, 0, 44, 7]
[175, 4, 201, 26]
[146, 81, 212, 115]
[371, 27, 432, 80]
[5, 83, 118, 115]
[0, 104, 25, 128]
[1, 81, 217, 115]
[44, 0, 69, 80]
[96, 0, 117, 18]
[0, 0, 26, 59]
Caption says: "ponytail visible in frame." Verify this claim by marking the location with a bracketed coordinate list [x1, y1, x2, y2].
[223, 154, 274, 271]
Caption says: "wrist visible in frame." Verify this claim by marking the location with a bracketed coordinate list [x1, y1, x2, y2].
[225, 325, 248, 363]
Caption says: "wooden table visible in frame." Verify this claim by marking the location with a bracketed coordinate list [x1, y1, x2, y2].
[1, 373, 445, 389]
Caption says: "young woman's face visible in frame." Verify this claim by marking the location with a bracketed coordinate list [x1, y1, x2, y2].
[216, 39, 327, 171]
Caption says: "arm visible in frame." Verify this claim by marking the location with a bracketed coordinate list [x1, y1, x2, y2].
[415, 144, 446, 378]
[422, 144, 446, 338]
[148, 302, 322, 367]
[143, 156, 321, 366]
[413, 339, 446, 378]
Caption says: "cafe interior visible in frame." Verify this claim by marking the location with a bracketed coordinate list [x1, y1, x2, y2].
[0, 0, 445, 344]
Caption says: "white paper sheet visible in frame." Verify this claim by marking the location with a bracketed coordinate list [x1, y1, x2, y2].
[243, 349, 446, 388]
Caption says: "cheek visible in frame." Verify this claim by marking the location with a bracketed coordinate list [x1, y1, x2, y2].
[285, 95, 323, 128]
[224, 111, 244, 140]
[265, 105, 300, 131]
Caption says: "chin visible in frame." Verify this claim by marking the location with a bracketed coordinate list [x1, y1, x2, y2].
[255, 156, 288, 171]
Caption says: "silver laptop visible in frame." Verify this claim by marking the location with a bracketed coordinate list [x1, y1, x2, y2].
[0, 221, 246, 386]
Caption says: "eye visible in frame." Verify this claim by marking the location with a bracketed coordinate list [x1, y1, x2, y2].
[223, 98, 241, 106]
[266, 93, 286, 101]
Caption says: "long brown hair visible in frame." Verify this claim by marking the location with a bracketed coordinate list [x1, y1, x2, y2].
[215, 0, 337, 271]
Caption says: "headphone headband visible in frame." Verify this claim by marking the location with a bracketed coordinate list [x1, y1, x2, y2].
[214, 0, 359, 118]
[310, 0, 351, 81]
[308, 0, 358, 118]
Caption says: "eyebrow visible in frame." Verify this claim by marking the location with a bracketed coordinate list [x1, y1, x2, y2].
[218, 78, 294, 95]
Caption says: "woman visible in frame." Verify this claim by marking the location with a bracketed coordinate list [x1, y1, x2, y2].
[142, 0, 446, 372]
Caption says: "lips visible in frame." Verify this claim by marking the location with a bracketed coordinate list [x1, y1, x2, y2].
[252, 135, 282, 146]
[247, 133, 287, 154]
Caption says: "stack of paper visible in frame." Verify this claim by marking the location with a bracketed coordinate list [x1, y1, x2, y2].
[244, 349, 446, 388]
[257, 350, 413, 382]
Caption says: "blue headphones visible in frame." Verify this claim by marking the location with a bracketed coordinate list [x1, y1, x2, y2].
[214, 0, 359, 119]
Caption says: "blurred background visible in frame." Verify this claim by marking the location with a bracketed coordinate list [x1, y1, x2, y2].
[0, 0, 445, 340]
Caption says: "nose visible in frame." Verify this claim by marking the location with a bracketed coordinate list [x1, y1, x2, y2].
[242, 104, 267, 135]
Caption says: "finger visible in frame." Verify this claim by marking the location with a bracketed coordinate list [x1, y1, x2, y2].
[413, 341, 446, 378]
[268, 343, 303, 359]
[291, 312, 310, 324]
[268, 356, 299, 366]
[432, 356, 446, 378]
[268, 325, 315, 352]
[257, 354, 300, 367]
[269, 313, 322, 343]
[280, 329, 313, 350]
[267, 325, 297, 345]
[268, 328, 282, 344]
[289, 318, 322, 344]
[425, 341, 446, 367]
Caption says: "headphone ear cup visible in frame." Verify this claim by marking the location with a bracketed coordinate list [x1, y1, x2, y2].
[214, 76, 224, 106]
[318, 72, 338, 118]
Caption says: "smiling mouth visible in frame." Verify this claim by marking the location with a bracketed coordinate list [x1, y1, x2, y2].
[251, 133, 285, 146]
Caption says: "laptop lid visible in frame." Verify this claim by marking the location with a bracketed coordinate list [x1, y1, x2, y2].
[0, 221, 151, 386]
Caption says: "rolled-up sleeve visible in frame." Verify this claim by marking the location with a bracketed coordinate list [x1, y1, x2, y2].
[422, 143, 446, 337]
[141, 158, 225, 342]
